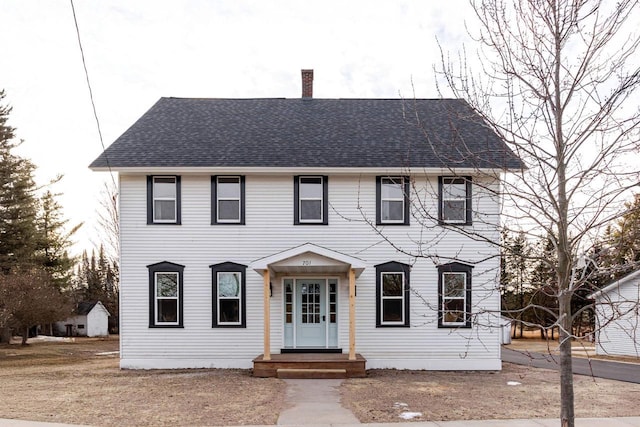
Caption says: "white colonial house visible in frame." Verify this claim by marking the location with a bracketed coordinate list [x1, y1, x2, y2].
[589, 269, 640, 358]
[90, 70, 521, 376]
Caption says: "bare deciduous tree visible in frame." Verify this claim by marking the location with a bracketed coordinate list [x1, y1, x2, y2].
[94, 180, 119, 263]
[433, 1, 640, 426]
[0, 267, 72, 345]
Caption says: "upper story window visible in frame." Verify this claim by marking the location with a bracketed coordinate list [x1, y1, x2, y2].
[294, 176, 328, 225]
[439, 176, 472, 225]
[376, 176, 410, 225]
[147, 261, 184, 328]
[375, 261, 411, 327]
[212, 176, 245, 224]
[438, 262, 473, 328]
[210, 262, 247, 328]
[147, 176, 181, 224]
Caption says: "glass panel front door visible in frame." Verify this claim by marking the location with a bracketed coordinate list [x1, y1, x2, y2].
[295, 279, 327, 347]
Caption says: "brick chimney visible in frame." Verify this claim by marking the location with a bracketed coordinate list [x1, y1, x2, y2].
[301, 69, 314, 98]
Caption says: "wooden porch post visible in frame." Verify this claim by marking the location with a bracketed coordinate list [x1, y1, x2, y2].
[349, 268, 356, 361]
[263, 269, 271, 361]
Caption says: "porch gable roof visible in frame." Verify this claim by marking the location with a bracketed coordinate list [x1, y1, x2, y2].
[250, 243, 366, 278]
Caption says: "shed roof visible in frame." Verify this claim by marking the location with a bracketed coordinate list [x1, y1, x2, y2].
[90, 97, 522, 170]
[76, 301, 110, 317]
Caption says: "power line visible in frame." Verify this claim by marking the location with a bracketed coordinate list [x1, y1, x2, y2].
[69, 0, 116, 187]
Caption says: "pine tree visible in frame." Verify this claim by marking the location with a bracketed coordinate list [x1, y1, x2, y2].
[35, 190, 81, 290]
[73, 245, 119, 332]
[0, 90, 78, 342]
[0, 90, 39, 273]
[597, 194, 640, 280]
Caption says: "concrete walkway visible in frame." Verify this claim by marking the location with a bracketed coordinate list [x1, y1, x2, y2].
[277, 379, 360, 425]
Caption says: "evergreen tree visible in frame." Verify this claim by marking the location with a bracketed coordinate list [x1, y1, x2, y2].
[0, 90, 39, 273]
[0, 90, 78, 342]
[73, 245, 119, 332]
[35, 190, 81, 289]
[500, 230, 533, 338]
[596, 194, 640, 280]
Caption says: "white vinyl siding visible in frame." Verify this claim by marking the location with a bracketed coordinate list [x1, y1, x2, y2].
[119, 173, 502, 370]
[594, 280, 640, 357]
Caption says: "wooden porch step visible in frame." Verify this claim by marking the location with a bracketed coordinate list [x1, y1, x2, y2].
[277, 368, 347, 379]
[252, 353, 367, 378]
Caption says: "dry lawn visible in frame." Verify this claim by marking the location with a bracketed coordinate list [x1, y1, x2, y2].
[2, 336, 640, 425]
[0, 337, 286, 426]
[341, 338, 640, 424]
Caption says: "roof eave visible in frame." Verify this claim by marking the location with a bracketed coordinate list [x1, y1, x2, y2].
[90, 165, 517, 175]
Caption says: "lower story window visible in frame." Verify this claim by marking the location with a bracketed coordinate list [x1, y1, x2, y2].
[147, 261, 184, 328]
[381, 272, 404, 323]
[217, 272, 242, 324]
[375, 261, 411, 327]
[211, 262, 247, 328]
[438, 262, 473, 328]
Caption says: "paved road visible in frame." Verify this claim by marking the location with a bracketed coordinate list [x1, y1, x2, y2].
[503, 348, 640, 384]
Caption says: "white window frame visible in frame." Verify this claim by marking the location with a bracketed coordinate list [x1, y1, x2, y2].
[442, 177, 467, 224]
[380, 177, 405, 224]
[154, 271, 180, 326]
[380, 271, 405, 325]
[216, 271, 242, 326]
[153, 176, 177, 223]
[216, 176, 241, 223]
[441, 272, 467, 326]
[298, 176, 324, 223]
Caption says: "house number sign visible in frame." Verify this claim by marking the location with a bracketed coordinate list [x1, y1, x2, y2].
[301, 260, 311, 266]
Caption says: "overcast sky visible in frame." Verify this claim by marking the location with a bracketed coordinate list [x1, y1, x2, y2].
[1, 0, 476, 255]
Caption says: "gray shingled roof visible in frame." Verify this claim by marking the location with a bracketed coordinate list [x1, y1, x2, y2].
[90, 97, 521, 169]
[76, 301, 98, 316]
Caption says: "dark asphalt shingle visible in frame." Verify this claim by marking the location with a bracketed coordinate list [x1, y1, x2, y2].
[89, 97, 521, 169]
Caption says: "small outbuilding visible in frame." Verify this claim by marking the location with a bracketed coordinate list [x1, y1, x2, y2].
[56, 301, 110, 337]
[589, 269, 640, 357]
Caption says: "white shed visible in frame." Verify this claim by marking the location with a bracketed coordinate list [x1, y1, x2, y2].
[57, 301, 111, 337]
[589, 269, 640, 357]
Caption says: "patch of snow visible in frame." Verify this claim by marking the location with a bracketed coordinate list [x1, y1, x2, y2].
[507, 381, 522, 386]
[29, 335, 74, 343]
[95, 351, 119, 356]
[393, 402, 409, 408]
[399, 412, 422, 420]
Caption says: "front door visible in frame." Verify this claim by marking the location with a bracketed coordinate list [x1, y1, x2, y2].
[295, 279, 326, 347]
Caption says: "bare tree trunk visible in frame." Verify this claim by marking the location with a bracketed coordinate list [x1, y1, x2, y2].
[559, 293, 574, 427]
[0, 327, 11, 343]
[21, 326, 28, 346]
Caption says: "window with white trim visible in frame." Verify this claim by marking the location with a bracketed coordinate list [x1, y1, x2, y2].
[212, 176, 244, 224]
[147, 261, 184, 328]
[381, 272, 404, 323]
[211, 262, 246, 328]
[147, 176, 181, 224]
[438, 262, 472, 328]
[375, 261, 411, 327]
[439, 176, 471, 225]
[294, 176, 328, 225]
[376, 176, 410, 225]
